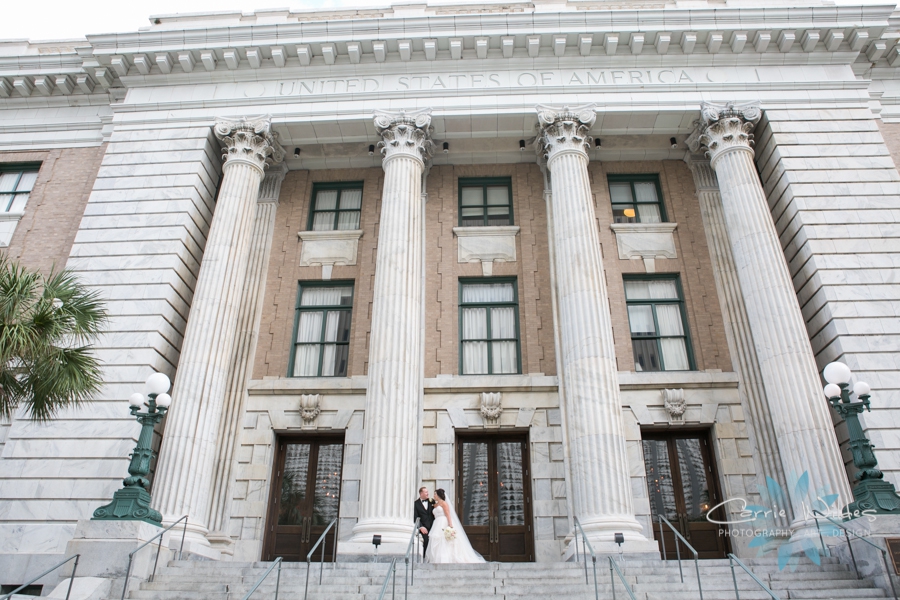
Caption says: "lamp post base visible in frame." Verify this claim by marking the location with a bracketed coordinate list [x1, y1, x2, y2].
[846, 479, 900, 517]
[92, 487, 163, 526]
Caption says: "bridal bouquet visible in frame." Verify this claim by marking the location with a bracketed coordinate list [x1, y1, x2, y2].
[443, 527, 457, 541]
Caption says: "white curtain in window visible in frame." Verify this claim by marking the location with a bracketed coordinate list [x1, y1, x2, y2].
[294, 311, 323, 376]
[320, 312, 341, 375]
[312, 190, 338, 231]
[624, 280, 678, 301]
[609, 182, 632, 203]
[337, 190, 362, 230]
[491, 307, 517, 373]
[0, 173, 18, 192]
[462, 283, 514, 303]
[16, 172, 37, 192]
[627, 305, 655, 335]
[634, 182, 661, 223]
[462, 307, 487, 374]
[656, 305, 689, 370]
[301, 287, 346, 306]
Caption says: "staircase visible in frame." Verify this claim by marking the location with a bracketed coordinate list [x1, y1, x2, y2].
[128, 556, 888, 599]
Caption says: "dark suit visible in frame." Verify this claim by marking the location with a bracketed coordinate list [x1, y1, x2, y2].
[414, 498, 435, 558]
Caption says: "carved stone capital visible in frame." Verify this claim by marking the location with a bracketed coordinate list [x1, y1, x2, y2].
[536, 104, 596, 164]
[214, 116, 285, 174]
[697, 102, 761, 165]
[373, 108, 434, 167]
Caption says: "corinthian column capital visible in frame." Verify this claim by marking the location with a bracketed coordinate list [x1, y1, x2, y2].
[214, 116, 285, 174]
[536, 104, 596, 164]
[373, 108, 434, 167]
[698, 101, 762, 166]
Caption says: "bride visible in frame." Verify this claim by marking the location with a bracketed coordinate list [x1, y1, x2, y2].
[425, 489, 486, 564]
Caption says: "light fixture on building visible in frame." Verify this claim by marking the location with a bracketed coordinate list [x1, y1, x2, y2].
[670, 137, 678, 149]
[443, 141, 449, 153]
[823, 361, 900, 516]
[92, 372, 172, 525]
[595, 138, 602, 148]
[368, 144, 375, 156]
[519, 139, 526, 151]
[293, 147, 301, 157]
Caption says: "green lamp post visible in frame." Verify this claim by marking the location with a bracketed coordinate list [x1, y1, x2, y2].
[823, 361, 900, 517]
[93, 372, 172, 526]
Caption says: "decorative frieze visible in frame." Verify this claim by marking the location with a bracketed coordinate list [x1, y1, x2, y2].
[662, 388, 686, 421]
[480, 392, 502, 426]
[300, 394, 321, 427]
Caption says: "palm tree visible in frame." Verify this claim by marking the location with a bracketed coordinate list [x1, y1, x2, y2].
[0, 256, 107, 421]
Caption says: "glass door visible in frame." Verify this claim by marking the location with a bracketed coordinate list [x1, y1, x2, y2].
[457, 433, 533, 562]
[642, 431, 727, 559]
[264, 436, 344, 561]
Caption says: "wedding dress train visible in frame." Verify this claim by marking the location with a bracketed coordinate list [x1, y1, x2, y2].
[425, 505, 486, 564]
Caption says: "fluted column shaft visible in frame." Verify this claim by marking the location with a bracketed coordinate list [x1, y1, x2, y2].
[153, 117, 284, 545]
[687, 155, 791, 527]
[699, 103, 851, 532]
[207, 164, 287, 548]
[351, 110, 433, 544]
[537, 105, 650, 549]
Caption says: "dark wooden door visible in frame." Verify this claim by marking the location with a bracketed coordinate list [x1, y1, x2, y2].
[643, 431, 727, 559]
[264, 436, 344, 562]
[457, 433, 534, 562]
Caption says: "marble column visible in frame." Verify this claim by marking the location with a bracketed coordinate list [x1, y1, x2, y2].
[153, 116, 284, 554]
[349, 109, 433, 547]
[536, 105, 655, 552]
[206, 163, 288, 552]
[684, 152, 790, 528]
[698, 102, 852, 534]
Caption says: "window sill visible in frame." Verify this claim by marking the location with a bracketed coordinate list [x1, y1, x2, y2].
[452, 225, 520, 277]
[297, 229, 364, 279]
[610, 222, 677, 272]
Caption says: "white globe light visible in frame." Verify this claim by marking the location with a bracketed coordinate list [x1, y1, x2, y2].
[128, 393, 145, 407]
[853, 381, 871, 397]
[146, 373, 171, 395]
[823, 362, 852, 385]
[155, 393, 172, 408]
[823, 383, 842, 399]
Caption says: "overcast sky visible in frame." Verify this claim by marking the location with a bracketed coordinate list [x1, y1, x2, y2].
[1, 0, 391, 42]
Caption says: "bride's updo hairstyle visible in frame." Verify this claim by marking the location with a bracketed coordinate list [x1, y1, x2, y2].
[435, 489, 446, 501]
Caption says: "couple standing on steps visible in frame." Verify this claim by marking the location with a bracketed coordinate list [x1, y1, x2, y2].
[414, 486, 486, 563]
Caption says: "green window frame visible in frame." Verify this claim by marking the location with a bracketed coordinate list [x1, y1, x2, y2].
[458, 278, 521, 375]
[624, 275, 695, 372]
[458, 177, 514, 227]
[289, 282, 354, 377]
[608, 174, 667, 224]
[0, 163, 40, 214]
[306, 182, 364, 231]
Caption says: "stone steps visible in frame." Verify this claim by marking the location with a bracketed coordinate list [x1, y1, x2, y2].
[124, 557, 887, 600]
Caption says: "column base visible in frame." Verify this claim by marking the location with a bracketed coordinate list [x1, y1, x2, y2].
[345, 519, 416, 559]
[206, 532, 236, 556]
[159, 517, 222, 561]
[566, 515, 660, 557]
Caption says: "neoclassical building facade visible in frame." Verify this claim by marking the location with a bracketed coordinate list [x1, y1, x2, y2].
[1, 0, 900, 585]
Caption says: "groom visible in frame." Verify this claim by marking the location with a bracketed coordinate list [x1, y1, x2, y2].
[413, 486, 435, 559]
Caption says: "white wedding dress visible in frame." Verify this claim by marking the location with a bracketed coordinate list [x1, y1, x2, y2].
[425, 504, 486, 564]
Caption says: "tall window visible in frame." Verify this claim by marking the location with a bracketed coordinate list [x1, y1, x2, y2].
[291, 284, 353, 377]
[459, 279, 520, 375]
[459, 178, 513, 227]
[307, 183, 362, 231]
[0, 166, 38, 215]
[608, 175, 666, 224]
[624, 277, 693, 372]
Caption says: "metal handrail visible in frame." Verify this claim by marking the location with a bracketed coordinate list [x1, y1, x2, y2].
[376, 558, 398, 600]
[120, 515, 189, 600]
[404, 518, 421, 600]
[728, 553, 780, 600]
[0, 554, 80, 600]
[573, 517, 599, 600]
[241, 557, 282, 600]
[303, 517, 338, 600]
[657, 515, 704, 600]
[812, 510, 899, 600]
[609, 556, 637, 600]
